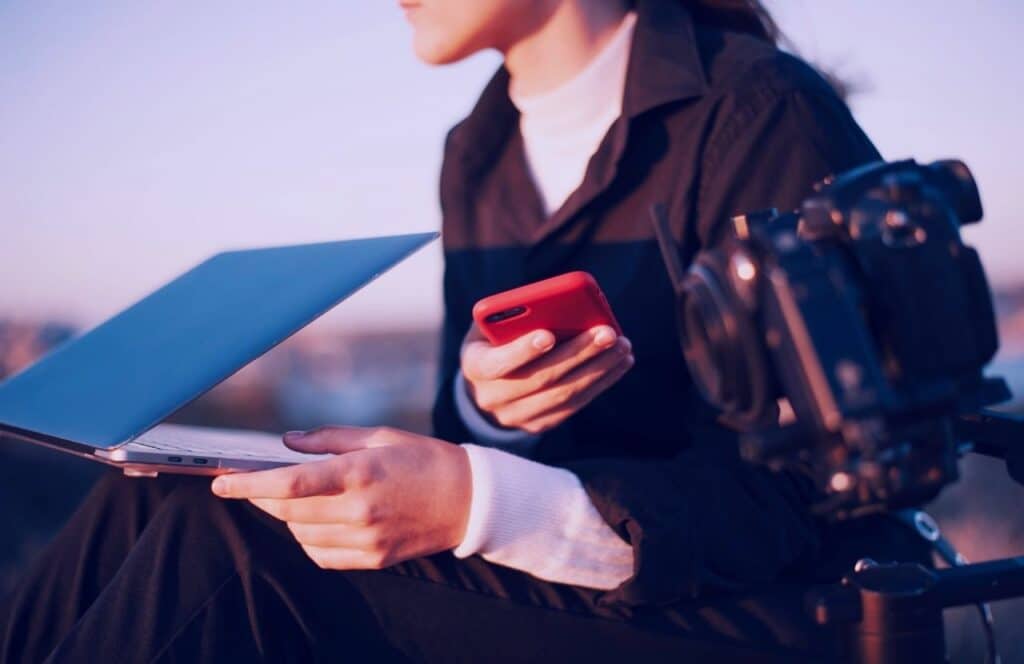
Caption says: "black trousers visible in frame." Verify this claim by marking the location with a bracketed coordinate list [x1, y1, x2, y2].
[0, 471, 852, 663]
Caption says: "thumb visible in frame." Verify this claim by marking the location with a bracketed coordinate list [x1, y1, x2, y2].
[462, 329, 556, 382]
[283, 426, 389, 455]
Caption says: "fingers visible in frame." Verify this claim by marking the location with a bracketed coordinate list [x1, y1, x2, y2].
[300, 544, 394, 571]
[491, 343, 634, 432]
[286, 522, 376, 549]
[248, 493, 380, 525]
[514, 326, 620, 384]
[212, 458, 347, 499]
[471, 327, 624, 410]
[477, 331, 627, 414]
[282, 426, 400, 454]
[519, 352, 636, 433]
[461, 327, 556, 382]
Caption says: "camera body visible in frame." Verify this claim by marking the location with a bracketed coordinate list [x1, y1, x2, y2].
[669, 160, 1007, 518]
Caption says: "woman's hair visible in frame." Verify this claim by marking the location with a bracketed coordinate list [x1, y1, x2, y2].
[682, 0, 781, 44]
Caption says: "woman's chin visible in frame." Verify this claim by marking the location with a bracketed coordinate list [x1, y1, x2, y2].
[412, 35, 477, 66]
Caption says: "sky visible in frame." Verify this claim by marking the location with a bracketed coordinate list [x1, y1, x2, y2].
[1, 1, 1022, 331]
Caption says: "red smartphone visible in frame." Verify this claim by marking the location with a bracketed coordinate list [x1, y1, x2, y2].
[472, 271, 621, 346]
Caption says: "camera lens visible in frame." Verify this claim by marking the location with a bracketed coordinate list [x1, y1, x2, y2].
[678, 254, 773, 428]
[485, 306, 527, 324]
[681, 265, 733, 406]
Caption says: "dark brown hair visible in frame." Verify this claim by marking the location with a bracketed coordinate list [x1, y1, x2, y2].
[682, 0, 781, 44]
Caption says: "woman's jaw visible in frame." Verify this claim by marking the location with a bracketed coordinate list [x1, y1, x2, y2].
[400, 0, 629, 97]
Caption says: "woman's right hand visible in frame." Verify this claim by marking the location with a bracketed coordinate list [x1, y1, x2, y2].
[459, 323, 634, 435]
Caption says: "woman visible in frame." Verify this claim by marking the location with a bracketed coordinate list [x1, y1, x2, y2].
[0, 1, 927, 661]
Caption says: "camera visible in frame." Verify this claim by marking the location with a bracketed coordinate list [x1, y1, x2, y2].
[653, 159, 1010, 520]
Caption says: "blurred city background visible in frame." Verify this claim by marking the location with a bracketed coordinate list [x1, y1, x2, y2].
[2, 1, 1023, 660]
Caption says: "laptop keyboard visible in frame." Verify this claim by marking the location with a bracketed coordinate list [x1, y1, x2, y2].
[128, 424, 330, 463]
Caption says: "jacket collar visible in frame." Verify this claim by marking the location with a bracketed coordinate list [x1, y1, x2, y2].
[622, 0, 708, 117]
[452, 0, 708, 163]
[450, 0, 709, 244]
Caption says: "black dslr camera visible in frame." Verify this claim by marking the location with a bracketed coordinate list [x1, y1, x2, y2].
[654, 160, 1024, 662]
[655, 159, 1009, 519]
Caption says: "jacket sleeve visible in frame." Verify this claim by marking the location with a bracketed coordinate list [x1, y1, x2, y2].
[695, 73, 881, 245]
[567, 441, 819, 605]
[565, 78, 881, 607]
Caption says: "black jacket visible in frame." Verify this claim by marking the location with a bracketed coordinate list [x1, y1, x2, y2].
[433, 0, 918, 607]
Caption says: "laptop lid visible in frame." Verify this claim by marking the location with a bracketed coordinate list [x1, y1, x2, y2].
[0, 232, 437, 450]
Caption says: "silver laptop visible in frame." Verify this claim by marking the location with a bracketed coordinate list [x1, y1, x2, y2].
[0, 232, 438, 477]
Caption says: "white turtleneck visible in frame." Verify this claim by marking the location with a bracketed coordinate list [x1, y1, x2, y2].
[511, 11, 637, 216]
[451, 13, 638, 592]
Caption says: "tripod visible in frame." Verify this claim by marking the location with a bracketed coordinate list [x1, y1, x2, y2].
[807, 410, 1024, 664]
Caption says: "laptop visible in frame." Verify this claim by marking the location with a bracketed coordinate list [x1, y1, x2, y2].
[0, 232, 438, 477]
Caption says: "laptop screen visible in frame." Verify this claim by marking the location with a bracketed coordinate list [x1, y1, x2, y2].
[0, 233, 437, 449]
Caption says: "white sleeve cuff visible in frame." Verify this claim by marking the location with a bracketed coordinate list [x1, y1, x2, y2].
[453, 371, 541, 452]
[453, 443, 634, 591]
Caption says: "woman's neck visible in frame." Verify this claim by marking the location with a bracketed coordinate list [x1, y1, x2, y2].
[502, 0, 630, 98]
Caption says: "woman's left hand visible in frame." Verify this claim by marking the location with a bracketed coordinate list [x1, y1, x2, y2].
[211, 427, 472, 570]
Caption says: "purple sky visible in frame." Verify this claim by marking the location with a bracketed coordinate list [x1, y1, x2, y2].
[1, 1, 1022, 331]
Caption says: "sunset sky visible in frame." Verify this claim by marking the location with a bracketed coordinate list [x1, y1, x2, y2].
[2, 1, 1022, 331]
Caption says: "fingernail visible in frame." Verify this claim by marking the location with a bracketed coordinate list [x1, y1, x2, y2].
[621, 337, 632, 353]
[283, 430, 305, 441]
[532, 331, 555, 350]
[594, 327, 615, 347]
[211, 477, 228, 494]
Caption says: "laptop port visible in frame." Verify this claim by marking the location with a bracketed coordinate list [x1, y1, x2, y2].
[193, 458, 208, 465]
[167, 456, 182, 463]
